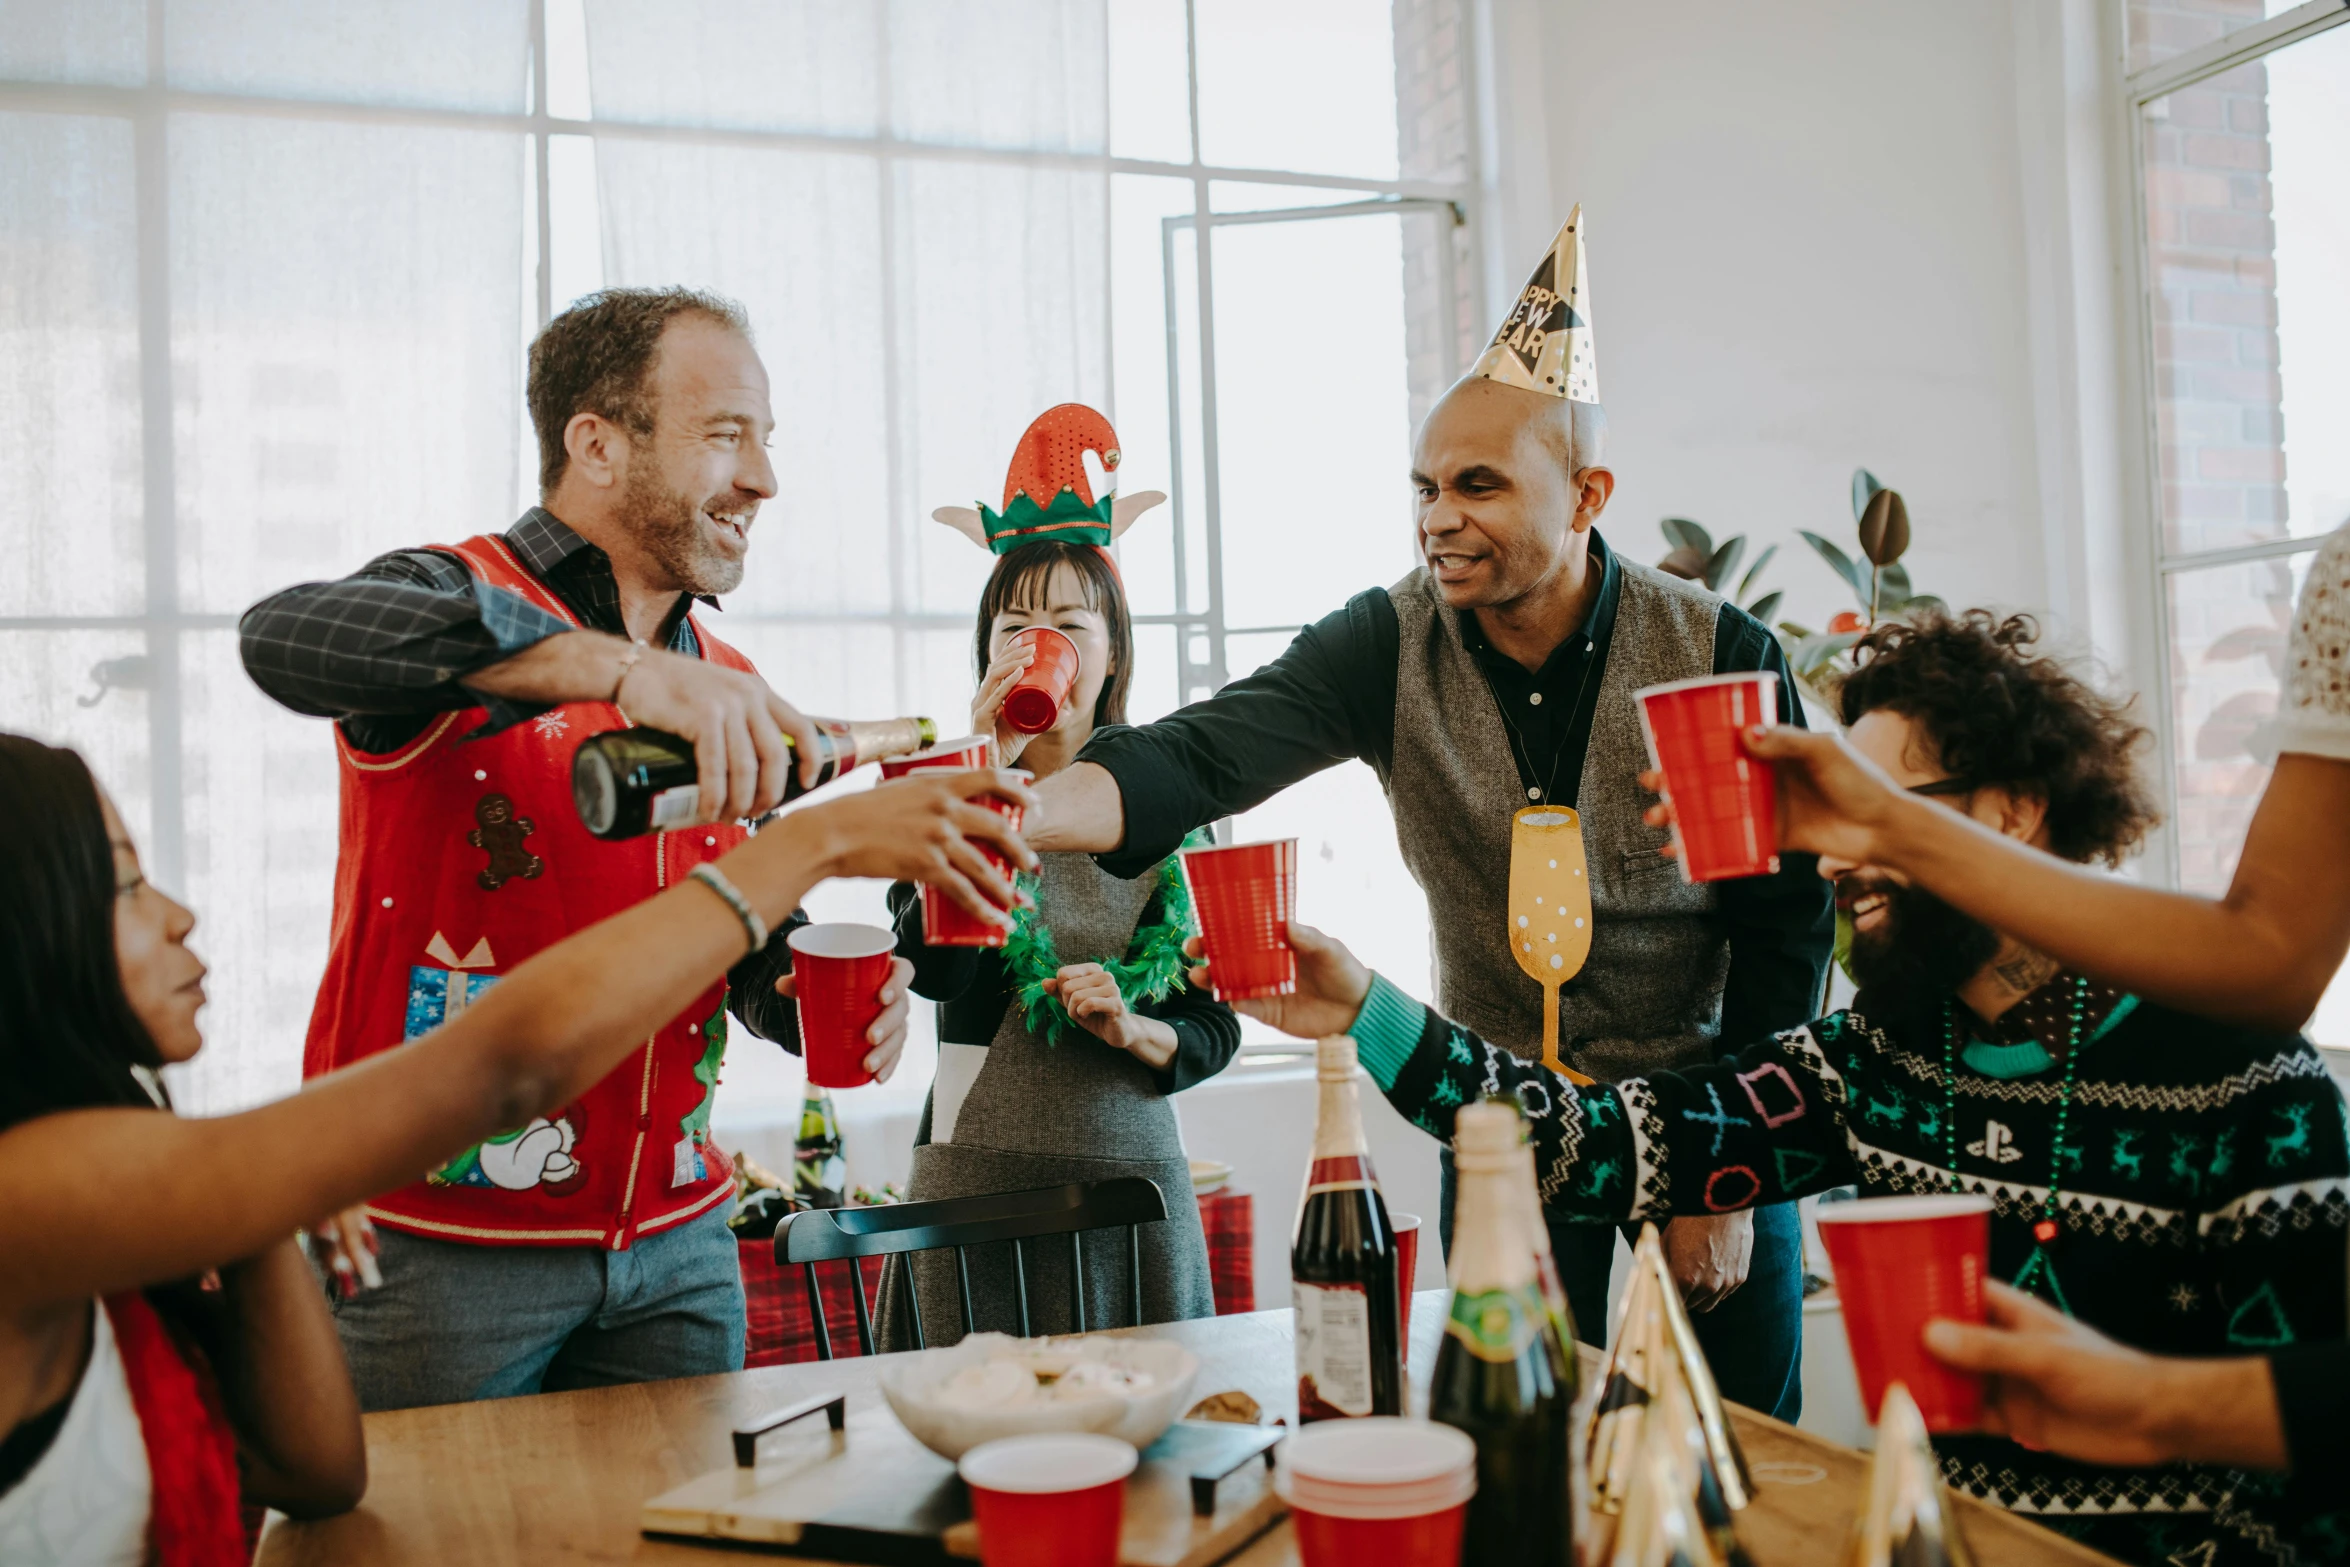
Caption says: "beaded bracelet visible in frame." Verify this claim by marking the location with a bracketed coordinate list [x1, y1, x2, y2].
[689, 863, 768, 954]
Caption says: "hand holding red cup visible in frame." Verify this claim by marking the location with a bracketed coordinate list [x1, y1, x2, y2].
[1179, 839, 1299, 1001]
[882, 739, 1027, 948]
[1816, 1193, 1993, 1432]
[1635, 671, 1783, 883]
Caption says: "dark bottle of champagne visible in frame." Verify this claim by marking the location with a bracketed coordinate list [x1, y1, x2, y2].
[793, 1084, 847, 1210]
[572, 715, 935, 839]
[1430, 1100, 1573, 1567]
[1290, 1034, 1404, 1423]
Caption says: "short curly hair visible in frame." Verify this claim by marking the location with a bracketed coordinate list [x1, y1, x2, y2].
[1837, 609, 2160, 866]
[526, 287, 750, 496]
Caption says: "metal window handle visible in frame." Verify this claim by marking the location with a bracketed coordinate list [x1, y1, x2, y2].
[733, 1391, 847, 1468]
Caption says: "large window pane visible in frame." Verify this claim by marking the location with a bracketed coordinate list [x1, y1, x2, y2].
[0, 0, 146, 85]
[0, 113, 143, 617]
[2164, 552, 2312, 894]
[893, 159, 1111, 616]
[2140, 21, 2350, 556]
[583, 0, 881, 137]
[1195, 0, 1399, 179]
[1107, 173, 1194, 619]
[0, 629, 155, 849]
[1108, 0, 1191, 164]
[593, 140, 891, 619]
[1209, 211, 1415, 634]
[886, 0, 1107, 155]
[169, 114, 526, 612]
[174, 629, 336, 1115]
[165, 0, 529, 112]
[2130, 0, 2314, 74]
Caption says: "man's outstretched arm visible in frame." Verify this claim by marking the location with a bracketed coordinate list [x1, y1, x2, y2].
[1033, 589, 1400, 874]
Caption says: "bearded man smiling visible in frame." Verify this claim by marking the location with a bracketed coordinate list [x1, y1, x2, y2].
[238, 289, 918, 1409]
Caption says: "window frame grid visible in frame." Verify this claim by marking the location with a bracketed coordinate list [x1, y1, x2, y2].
[0, 0, 1484, 887]
[2115, 0, 2350, 887]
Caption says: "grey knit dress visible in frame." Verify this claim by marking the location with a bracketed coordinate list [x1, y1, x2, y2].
[875, 852, 1224, 1351]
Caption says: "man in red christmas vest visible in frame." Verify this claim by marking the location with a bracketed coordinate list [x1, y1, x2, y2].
[241, 289, 915, 1409]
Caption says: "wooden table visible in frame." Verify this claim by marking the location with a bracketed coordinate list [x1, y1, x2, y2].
[257, 1292, 2116, 1566]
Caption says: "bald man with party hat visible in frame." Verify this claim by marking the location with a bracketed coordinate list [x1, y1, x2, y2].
[1022, 209, 1832, 1417]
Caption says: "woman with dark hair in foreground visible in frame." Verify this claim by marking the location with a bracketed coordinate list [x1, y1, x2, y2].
[0, 733, 1031, 1561]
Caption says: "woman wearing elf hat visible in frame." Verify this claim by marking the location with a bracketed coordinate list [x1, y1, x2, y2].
[874, 405, 1239, 1349]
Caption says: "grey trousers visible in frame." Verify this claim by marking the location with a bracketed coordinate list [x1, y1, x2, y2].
[327, 1200, 745, 1411]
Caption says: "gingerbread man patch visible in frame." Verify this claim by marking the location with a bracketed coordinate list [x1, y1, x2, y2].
[468, 794, 545, 890]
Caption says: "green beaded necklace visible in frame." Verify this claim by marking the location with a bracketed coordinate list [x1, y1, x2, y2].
[1940, 973, 2089, 1316]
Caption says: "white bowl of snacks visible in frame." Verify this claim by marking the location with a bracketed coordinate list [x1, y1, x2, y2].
[877, 1332, 1201, 1460]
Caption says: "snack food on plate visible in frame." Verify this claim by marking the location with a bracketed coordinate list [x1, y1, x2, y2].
[931, 1335, 1163, 1411]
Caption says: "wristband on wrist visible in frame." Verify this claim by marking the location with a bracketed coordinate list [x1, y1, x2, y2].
[609, 639, 648, 715]
[688, 863, 768, 954]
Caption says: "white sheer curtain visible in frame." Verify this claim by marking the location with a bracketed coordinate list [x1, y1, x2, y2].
[583, 1, 1117, 1132]
[2, 2, 531, 1114]
[0, 1, 1129, 1126]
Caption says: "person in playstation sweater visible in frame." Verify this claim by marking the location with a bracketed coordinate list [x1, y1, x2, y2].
[1202, 610, 2350, 1567]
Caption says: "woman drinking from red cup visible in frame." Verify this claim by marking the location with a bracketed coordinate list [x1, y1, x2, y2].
[877, 406, 1241, 1351]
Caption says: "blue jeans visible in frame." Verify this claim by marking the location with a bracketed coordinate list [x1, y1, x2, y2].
[1439, 1151, 1804, 1422]
[330, 1200, 746, 1411]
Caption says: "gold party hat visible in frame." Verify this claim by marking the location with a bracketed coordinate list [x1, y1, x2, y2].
[1602, 1371, 1734, 1567]
[1586, 1224, 1753, 1520]
[1847, 1384, 1976, 1567]
[1470, 205, 1597, 403]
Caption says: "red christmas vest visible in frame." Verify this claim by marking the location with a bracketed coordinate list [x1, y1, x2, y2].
[301, 534, 749, 1249]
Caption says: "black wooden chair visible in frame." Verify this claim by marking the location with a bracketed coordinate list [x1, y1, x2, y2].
[774, 1177, 1169, 1358]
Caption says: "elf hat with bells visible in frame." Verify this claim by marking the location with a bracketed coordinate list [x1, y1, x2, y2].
[1471, 204, 1597, 404]
[932, 403, 1165, 563]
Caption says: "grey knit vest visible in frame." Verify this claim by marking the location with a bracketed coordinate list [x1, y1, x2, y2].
[1387, 560, 1730, 1081]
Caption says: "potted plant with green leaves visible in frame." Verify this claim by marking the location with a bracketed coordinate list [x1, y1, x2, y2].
[1654, 519, 1784, 626]
[1777, 469, 1944, 707]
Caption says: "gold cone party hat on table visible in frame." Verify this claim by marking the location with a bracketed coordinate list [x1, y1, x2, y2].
[1470, 205, 1598, 403]
[1846, 1384, 1976, 1567]
[1601, 1370, 1736, 1567]
[1585, 1223, 1752, 1543]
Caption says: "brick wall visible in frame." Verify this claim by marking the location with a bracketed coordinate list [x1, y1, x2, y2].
[2132, 0, 2294, 893]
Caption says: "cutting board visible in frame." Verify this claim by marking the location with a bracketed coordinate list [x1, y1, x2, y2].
[641, 1400, 1285, 1567]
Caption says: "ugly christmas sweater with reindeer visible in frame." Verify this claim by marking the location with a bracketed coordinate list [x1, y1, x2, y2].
[1344, 968, 2350, 1567]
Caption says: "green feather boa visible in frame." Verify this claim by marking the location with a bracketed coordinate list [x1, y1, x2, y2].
[1001, 829, 1210, 1046]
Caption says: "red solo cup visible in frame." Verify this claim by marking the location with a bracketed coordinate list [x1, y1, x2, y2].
[1635, 671, 1782, 883]
[879, 734, 994, 780]
[1815, 1194, 1993, 1432]
[1002, 626, 1082, 736]
[1179, 838, 1297, 1000]
[959, 1433, 1136, 1567]
[1390, 1213, 1423, 1354]
[880, 739, 1021, 949]
[1278, 1418, 1475, 1567]
[785, 922, 897, 1089]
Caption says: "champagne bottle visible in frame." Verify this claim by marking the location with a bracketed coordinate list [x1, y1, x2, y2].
[572, 715, 936, 840]
[1290, 1034, 1404, 1423]
[1430, 1100, 1573, 1566]
[792, 1084, 847, 1210]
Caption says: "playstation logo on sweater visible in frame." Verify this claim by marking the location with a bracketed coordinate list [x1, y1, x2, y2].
[1966, 1119, 2025, 1164]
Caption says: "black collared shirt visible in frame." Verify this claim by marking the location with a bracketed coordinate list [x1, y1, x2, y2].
[238, 509, 802, 1046]
[1078, 530, 1833, 1055]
